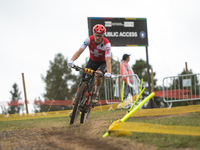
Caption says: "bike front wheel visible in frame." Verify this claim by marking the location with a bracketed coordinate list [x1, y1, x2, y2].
[70, 82, 87, 125]
[80, 86, 94, 124]
[80, 108, 91, 124]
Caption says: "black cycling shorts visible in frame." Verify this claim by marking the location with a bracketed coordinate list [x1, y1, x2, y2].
[82, 59, 107, 79]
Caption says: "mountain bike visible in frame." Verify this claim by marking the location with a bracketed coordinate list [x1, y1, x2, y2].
[70, 65, 103, 125]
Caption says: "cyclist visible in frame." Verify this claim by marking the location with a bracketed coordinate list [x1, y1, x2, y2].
[68, 24, 112, 104]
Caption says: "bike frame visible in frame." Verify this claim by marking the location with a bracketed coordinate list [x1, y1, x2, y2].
[74, 67, 95, 109]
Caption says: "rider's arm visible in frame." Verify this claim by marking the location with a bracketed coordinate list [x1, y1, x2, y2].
[106, 56, 111, 74]
[70, 48, 84, 61]
[70, 37, 90, 61]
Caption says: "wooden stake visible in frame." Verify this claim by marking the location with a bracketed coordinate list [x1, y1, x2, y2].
[185, 62, 193, 105]
[22, 73, 29, 114]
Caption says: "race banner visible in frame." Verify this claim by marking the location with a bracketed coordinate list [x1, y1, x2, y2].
[88, 17, 148, 46]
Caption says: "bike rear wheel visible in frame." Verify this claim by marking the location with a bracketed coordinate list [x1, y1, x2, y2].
[70, 82, 87, 125]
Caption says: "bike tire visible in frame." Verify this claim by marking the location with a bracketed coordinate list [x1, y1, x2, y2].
[80, 108, 91, 124]
[80, 86, 94, 124]
[70, 82, 87, 125]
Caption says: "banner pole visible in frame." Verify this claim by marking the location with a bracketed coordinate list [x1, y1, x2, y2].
[121, 80, 125, 110]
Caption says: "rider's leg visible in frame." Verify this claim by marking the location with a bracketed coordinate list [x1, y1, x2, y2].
[92, 70, 103, 103]
[94, 70, 102, 94]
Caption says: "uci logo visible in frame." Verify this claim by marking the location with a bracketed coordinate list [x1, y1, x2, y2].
[140, 31, 146, 38]
[84, 42, 86, 46]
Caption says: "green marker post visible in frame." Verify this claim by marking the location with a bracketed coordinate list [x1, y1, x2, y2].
[121, 92, 155, 122]
[102, 92, 155, 138]
[128, 87, 146, 113]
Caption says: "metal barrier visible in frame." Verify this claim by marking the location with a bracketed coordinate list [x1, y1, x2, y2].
[104, 74, 140, 109]
[163, 73, 200, 107]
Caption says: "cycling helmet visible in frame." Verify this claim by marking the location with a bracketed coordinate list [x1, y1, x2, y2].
[93, 24, 106, 35]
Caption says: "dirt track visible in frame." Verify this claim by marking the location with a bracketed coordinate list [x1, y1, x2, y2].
[1, 112, 199, 150]
[0, 118, 158, 150]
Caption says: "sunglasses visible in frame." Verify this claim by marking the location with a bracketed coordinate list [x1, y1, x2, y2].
[94, 33, 104, 37]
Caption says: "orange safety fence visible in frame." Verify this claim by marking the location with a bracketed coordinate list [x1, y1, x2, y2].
[0, 99, 119, 107]
[154, 89, 200, 99]
[0, 100, 28, 107]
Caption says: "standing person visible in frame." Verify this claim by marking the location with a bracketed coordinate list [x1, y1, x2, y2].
[120, 54, 135, 100]
[68, 24, 112, 104]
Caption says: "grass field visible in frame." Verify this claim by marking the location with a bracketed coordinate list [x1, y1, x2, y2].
[0, 109, 200, 150]
[122, 111, 200, 149]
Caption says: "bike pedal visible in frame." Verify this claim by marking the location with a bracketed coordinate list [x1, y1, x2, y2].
[89, 103, 94, 108]
[69, 112, 72, 118]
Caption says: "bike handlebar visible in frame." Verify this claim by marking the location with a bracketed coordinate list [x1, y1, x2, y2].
[73, 65, 104, 77]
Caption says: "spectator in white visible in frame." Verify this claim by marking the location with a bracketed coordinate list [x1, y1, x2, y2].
[120, 54, 135, 100]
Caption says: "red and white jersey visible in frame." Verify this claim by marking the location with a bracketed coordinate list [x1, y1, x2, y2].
[80, 35, 111, 62]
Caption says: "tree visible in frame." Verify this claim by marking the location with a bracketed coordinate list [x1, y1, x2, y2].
[132, 59, 157, 90]
[110, 55, 119, 75]
[132, 59, 159, 108]
[7, 83, 22, 114]
[40, 53, 76, 111]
